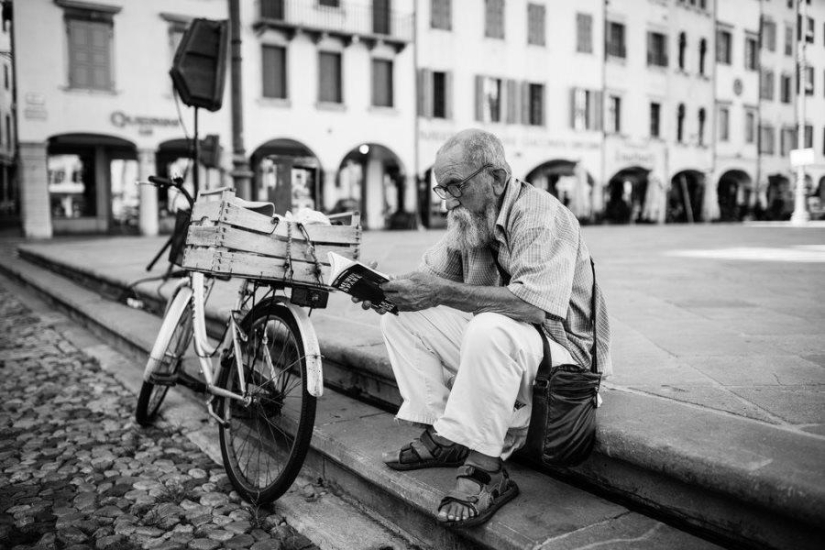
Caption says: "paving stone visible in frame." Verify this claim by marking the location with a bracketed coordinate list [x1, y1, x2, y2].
[187, 539, 221, 550]
[0, 283, 313, 550]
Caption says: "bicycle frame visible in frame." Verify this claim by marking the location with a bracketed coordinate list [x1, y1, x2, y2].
[167, 271, 325, 424]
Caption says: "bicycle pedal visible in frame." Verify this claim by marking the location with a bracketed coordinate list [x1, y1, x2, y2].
[147, 372, 179, 386]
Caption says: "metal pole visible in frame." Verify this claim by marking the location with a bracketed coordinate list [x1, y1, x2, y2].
[229, 0, 252, 199]
[193, 106, 200, 197]
[791, 0, 810, 224]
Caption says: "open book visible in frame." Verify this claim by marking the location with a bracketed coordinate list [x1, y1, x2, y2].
[327, 252, 398, 315]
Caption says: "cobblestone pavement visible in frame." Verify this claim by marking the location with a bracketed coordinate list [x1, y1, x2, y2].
[0, 283, 321, 550]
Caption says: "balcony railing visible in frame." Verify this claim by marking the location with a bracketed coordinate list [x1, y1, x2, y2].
[255, 0, 413, 50]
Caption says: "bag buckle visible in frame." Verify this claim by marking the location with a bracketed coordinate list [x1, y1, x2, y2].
[533, 378, 549, 390]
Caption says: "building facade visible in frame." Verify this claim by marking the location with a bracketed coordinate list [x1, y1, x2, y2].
[7, 0, 825, 238]
[0, 0, 15, 229]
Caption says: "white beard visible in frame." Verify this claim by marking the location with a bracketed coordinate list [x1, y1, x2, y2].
[445, 204, 497, 253]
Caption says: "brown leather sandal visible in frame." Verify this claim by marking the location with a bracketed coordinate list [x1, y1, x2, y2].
[384, 428, 469, 471]
[437, 464, 519, 528]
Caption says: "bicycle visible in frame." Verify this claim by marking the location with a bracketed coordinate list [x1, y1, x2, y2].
[135, 175, 329, 505]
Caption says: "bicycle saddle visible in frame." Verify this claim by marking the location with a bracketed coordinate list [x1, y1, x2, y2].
[234, 196, 275, 217]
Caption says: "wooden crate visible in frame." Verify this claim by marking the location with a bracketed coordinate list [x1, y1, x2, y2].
[182, 189, 360, 287]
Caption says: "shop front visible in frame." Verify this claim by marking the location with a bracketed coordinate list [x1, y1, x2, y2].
[603, 138, 666, 224]
[47, 133, 138, 234]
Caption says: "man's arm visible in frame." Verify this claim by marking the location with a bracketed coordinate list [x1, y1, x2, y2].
[382, 271, 546, 325]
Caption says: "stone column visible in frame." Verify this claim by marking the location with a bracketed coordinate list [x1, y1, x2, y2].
[323, 169, 338, 212]
[137, 149, 159, 236]
[19, 141, 52, 238]
[365, 157, 384, 229]
[404, 174, 417, 216]
[703, 170, 718, 222]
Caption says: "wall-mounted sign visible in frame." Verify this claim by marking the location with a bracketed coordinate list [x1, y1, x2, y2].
[110, 111, 180, 129]
[733, 78, 743, 96]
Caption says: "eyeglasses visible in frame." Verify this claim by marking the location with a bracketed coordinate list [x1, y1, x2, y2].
[432, 163, 493, 200]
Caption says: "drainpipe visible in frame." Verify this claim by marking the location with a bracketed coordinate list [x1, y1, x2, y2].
[228, 0, 252, 199]
[791, 0, 809, 224]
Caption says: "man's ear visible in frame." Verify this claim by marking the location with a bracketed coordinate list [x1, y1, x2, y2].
[490, 167, 509, 195]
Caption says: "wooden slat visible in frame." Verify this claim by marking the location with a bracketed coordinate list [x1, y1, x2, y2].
[220, 203, 360, 244]
[182, 246, 333, 286]
[185, 225, 357, 264]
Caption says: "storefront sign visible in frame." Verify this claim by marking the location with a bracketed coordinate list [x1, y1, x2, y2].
[110, 111, 180, 129]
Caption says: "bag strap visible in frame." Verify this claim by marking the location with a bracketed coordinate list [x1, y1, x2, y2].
[491, 250, 599, 375]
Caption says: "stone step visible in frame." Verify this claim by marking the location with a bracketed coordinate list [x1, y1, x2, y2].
[10, 243, 825, 550]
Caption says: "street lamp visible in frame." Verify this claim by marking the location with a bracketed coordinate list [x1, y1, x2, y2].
[791, 0, 810, 224]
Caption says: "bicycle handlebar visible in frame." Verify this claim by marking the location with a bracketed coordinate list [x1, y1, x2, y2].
[142, 175, 194, 209]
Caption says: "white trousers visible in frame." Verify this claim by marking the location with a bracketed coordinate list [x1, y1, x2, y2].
[380, 306, 574, 459]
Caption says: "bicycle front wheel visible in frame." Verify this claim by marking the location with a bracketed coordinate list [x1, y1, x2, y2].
[136, 292, 193, 426]
[218, 302, 317, 504]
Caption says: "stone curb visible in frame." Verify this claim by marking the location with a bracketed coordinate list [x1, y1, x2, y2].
[9, 244, 825, 549]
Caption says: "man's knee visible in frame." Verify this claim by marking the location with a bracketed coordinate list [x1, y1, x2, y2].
[462, 312, 523, 354]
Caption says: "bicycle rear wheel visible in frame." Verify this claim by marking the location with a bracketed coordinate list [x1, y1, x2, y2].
[217, 302, 317, 504]
[136, 293, 193, 426]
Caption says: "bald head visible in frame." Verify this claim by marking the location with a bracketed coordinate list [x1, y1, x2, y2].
[437, 129, 511, 174]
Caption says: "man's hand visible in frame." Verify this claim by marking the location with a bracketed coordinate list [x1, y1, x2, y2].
[350, 261, 389, 314]
[382, 271, 443, 312]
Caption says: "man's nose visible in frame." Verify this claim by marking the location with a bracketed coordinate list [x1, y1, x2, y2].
[444, 197, 460, 210]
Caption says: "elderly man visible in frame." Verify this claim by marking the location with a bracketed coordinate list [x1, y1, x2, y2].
[361, 129, 611, 527]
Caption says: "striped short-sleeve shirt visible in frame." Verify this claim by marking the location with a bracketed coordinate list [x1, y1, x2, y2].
[420, 177, 613, 376]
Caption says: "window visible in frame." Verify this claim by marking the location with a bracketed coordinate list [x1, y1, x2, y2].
[650, 102, 661, 138]
[745, 35, 758, 70]
[262, 45, 287, 99]
[699, 38, 707, 75]
[760, 124, 775, 155]
[607, 95, 621, 133]
[698, 108, 706, 145]
[571, 88, 602, 131]
[798, 15, 814, 44]
[373, 0, 391, 35]
[806, 66, 814, 95]
[371, 58, 393, 107]
[527, 3, 545, 46]
[49, 154, 96, 218]
[67, 17, 114, 90]
[318, 51, 342, 103]
[606, 22, 626, 58]
[719, 106, 729, 142]
[785, 23, 794, 56]
[797, 65, 814, 95]
[678, 32, 687, 70]
[763, 19, 777, 52]
[576, 13, 593, 53]
[805, 124, 813, 148]
[527, 83, 544, 126]
[760, 70, 775, 100]
[781, 127, 796, 156]
[419, 69, 452, 119]
[319, 0, 340, 6]
[647, 31, 668, 67]
[260, 0, 285, 19]
[485, 0, 505, 39]
[477, 76, 503, 122]
[717, 28, 732, 64]
[781, 74, 792, 102]
[745, 109, 756, 144]
[676, 104, 686, 142]
[431, 0, 451, 30]
[432, 71, 447, 118]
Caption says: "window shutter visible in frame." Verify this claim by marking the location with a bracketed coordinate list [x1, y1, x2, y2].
[422, 68, 432, 116]
[506, 79, 518, 123]
[540, 84, 546, 127]
[520, 81, 530, 124]
[445, 70, 453, 119]
[592, 90, 603, 131]
[417, 68, 426, 116]
[647, 32, 653, 65]
[570, 88, 578, 129]
[475, 75, 484, 121]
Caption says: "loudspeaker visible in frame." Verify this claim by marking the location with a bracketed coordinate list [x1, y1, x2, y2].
[170, 19, 228, 112]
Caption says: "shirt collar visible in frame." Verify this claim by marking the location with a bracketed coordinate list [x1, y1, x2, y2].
[494, 174, 524, 236]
